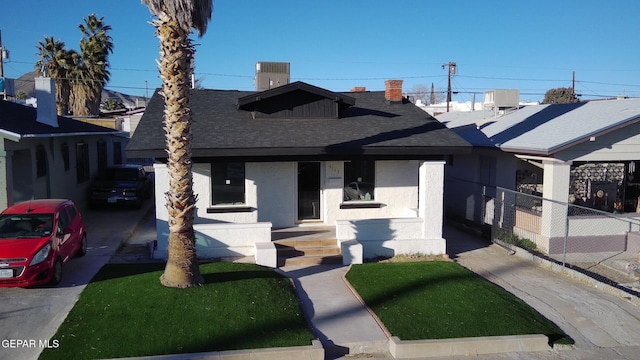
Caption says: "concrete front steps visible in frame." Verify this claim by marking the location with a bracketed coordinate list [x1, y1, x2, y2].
[275, 238, 342, 267]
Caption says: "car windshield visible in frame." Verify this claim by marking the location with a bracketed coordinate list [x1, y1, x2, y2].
[0, 214, 54, 239]
[103, 168, 139, 181]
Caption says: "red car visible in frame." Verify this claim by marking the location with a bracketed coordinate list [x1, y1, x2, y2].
[0, 199, 87, 287]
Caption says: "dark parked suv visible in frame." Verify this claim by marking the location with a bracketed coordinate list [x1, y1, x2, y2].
[89, 165, 152, 209]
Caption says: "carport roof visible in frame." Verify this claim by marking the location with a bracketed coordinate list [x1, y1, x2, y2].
[0, 100, 122, 141]
[436, 98, 640, 155]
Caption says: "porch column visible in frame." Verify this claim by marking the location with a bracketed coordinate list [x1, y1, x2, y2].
[419, 161, 445, 239]
[152, 163, 169, 259]
[541, 160, 571, 239]
[0, 141, 11, 209]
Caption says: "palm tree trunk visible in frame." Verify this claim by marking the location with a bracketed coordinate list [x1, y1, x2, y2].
[70, 82, 91, 116]
[55, 79, 70, 116]
[155, 15, 202, 288]
[89, 86, 102, 115]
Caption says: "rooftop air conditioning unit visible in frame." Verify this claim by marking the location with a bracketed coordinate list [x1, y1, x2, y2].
[483, 89, 519, 108]
[255, 61, 290, 91]
[478, 89, 521, 127]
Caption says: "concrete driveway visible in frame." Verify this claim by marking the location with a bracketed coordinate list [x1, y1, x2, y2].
[436, 225, 640, 360]
[0, 201, 153, 360]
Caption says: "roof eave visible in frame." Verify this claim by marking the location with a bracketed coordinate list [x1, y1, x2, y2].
[500, 146, 552, 156]
[0, 130, 22, 142]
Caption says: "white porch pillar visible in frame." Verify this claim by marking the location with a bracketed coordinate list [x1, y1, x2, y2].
[152, 163, 169, 259]
[541, 160, 571, 239]
[0, 140, 11, 209]
[419, 161, 445, 239]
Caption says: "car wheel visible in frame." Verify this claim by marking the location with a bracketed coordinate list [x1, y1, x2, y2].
[76, 234, 87, 257]
[51, 258, 63, 285]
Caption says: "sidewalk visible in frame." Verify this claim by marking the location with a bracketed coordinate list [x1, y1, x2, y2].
[113, 213, 640, 359]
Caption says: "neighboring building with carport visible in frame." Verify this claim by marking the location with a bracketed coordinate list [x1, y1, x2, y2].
[0, 77, 128, 210]
[437, 95, 640, 255]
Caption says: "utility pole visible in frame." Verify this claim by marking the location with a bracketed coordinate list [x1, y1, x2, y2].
[572, 71, 576, 102]
[0, 30, 5, 100]
[442, 62, 456, 112]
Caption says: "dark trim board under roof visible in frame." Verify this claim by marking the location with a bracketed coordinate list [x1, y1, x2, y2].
[158, 153, 451, 164]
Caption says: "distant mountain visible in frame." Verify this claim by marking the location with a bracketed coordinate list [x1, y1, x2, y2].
[13, 71, 38, 98]
[11, 72, 147, 109]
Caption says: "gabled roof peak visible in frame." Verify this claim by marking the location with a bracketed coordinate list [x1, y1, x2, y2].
[237, 81, 355, 110]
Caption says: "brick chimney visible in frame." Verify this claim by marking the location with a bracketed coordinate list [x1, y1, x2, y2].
[350, 86, 366, 92]
[35, 77, 59, 128]
[384, 79, 403, 102]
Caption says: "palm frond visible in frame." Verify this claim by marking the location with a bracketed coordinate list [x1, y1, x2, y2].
[142, 0, 213, 36]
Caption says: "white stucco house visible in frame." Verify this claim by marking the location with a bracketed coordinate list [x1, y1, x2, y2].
[0, 77, 128, 210]
[126, 80, 471, 266]
[437, 96, 640, 255]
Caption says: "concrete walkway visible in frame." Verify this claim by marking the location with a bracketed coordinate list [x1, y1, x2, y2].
[276, 264, 390, 358]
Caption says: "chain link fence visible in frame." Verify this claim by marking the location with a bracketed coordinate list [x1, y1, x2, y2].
[489, 187, 640, 288]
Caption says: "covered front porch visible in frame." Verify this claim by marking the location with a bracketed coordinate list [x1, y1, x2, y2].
[152, 160, 450, 266]
[256, 161, 448, 267]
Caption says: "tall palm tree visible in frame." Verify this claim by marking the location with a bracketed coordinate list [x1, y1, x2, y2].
[71, 14, 113, 116]
[141, 0, 213, 288]
[35, 36, 74, 115]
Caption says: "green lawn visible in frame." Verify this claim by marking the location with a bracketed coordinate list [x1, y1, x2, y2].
[39, 262, 315, 360]
[345, 261, 572, 344]
[40, 259, 572, 359]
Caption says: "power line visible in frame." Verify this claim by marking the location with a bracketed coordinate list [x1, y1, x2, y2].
[7, 57, 639, 89]
[6, 57, 639, 99]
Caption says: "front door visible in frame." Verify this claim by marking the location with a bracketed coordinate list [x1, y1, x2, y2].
[298, 162, 321, 221]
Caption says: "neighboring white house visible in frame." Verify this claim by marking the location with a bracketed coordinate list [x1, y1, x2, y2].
[0, 78, 129, 210]
[126, 80, 472, 266]
[437, 96, 640, 254]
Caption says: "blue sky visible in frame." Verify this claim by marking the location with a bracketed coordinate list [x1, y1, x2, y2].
[1, 0, 639, 103]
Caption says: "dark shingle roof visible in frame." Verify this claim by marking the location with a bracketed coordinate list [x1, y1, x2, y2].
[0, 100, 121, 138]
[127, 83, 471, 160]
